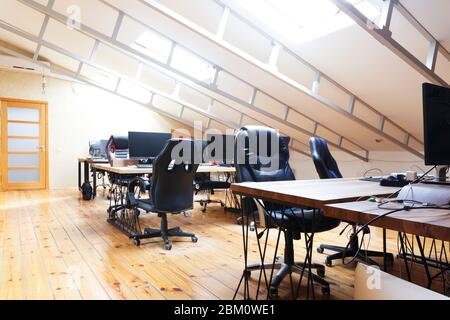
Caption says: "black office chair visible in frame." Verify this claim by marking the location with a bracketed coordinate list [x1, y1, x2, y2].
[235, 126, 340, 297]
[127, 139, 199, 250]
[194, 173, 231, 212]
[309, 137, 394, 267]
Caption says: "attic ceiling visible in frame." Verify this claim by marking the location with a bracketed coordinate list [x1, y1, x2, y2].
[0, 0, 448, 161]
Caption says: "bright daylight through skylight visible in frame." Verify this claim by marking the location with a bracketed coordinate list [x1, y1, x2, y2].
[234, 0, 380, 44]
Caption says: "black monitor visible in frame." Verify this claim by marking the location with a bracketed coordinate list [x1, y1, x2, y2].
[128, 132, 172, 160]
[205, 134, 235, 164]
[423, 83, 450, 166]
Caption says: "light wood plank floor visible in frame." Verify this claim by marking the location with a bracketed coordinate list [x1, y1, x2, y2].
[0, 189, 446, 300]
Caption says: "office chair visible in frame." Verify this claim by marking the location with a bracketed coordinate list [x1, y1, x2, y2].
[194, 173, 231, 212]
[127, 139, 199, 250]
[309, 137, 394, 267]
[235, 126, 340, 297]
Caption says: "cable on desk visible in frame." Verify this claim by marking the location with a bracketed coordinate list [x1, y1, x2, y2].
[342, 204, 450, 266]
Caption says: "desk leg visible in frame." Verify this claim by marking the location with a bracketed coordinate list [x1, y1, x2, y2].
[383, 228, 387, 272]
[84, 161, 89, 184]
[92, 167, 97, 199]
[78, 161, 82, 190]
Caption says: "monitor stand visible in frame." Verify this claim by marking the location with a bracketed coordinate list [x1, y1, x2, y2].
[422, 165, 450, 185]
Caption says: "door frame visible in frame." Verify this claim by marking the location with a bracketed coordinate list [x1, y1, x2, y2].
[0, 97, 49, 191]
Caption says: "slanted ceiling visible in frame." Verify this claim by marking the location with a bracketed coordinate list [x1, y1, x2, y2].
[0, 0, 448, 161]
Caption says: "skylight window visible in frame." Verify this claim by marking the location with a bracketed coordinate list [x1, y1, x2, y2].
[170, 47, 215, 82]
[234, 0, 380, 44]
[131, 30, 172, 62]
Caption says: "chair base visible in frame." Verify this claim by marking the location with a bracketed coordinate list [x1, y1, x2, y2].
[195, 199, 225, 212]
[131, 213, 198, 250]
[246, 259, 330, 297]
[318, 244, 394, 267]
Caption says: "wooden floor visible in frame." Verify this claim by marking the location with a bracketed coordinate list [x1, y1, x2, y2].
[0, 189, 446, 300]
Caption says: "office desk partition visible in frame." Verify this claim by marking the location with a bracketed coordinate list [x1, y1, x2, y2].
[230, 178, 399, 299]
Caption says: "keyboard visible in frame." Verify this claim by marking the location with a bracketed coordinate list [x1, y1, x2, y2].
[137, 164, 153, 169]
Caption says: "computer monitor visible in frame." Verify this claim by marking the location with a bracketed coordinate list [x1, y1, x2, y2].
[128, 132, 172, 160]
[423, 83, 450, 184]
[423, 83, 450, 165]
[205, 134, 235, 164]
[99, 140, 108, 158]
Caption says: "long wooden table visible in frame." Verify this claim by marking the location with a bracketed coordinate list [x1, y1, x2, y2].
[325, 200, 450, 290]
[92, 163, 236, 175]
[230, 178, 399, 208]
[325, 201, 450, 242]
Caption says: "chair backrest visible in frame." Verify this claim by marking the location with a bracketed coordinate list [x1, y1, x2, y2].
[106, 135, 129, 162]
[151, 139, 199, 212]
[234, 126, 295, 184]
[309, 137, 343, 179]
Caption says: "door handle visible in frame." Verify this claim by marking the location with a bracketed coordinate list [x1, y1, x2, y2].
[39, 146, 46, 152]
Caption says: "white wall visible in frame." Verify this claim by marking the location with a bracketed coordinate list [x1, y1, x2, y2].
[0, 70, 190, 188]
[0, 70, 430, 189]
[291, 150, 430, 180]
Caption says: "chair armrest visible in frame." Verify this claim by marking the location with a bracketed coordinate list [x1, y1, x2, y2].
[127, 177, 150, 208]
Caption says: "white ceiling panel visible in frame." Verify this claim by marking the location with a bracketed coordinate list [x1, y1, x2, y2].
[43, 18, 96, 59]
[153, 95, 182, 116]
[79, 63, 118, 90]
[223, 13, 272, 63]
[210, 100, 241, 124]
[0, 0, 46, 36]
[92, 43, 140, 79]
[401, 0, 450, 52]
[158, 0, 223, 34]
[32, 0, 48, 6]
[0, 29, 37, 53]
[52, 0, 119, 36]
[38, 45, 80, 72]
[178, 86, 211, 111]
[390, 7, 429, 64]
[182, 108, 209, 128]
[138, 65, 176, 94]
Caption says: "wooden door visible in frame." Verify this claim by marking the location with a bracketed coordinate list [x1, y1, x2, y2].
[1, 99, 48, 190]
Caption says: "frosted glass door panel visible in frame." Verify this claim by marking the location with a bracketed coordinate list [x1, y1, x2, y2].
[8, 154, 40, 167]
[8, 170, 40, 183]
[8, 122, 40, 137]
[7, 107, 40, 121]
[8, 138, 39, 152]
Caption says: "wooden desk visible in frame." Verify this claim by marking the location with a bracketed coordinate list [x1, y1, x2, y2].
[230, 178, 399, 208]
[77, 157, 109, 190]
[326, 200, 450, 289]
[92, 163, 236, 175]
[325, 201, 450, 242]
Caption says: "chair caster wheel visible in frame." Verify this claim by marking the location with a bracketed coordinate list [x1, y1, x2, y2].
[133, 238, 141, 246]
[164, 241, 172, 251]
[321, 286, 330, 295]
[325, 260, 332, 267]
[317, 267, 325, 277]
[317, 247, 324, 254]
[269, 287, 278, 298]
[191, 236, 198, 243]
[221, 202, 225, 207]
[199, 201, 203, 206]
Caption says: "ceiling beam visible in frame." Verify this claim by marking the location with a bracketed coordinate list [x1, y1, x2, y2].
[16, 0, 367, 161]
[330, 0, 449, 88]
[0, 36, 311, 158]
[134, 0, 423, 159]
